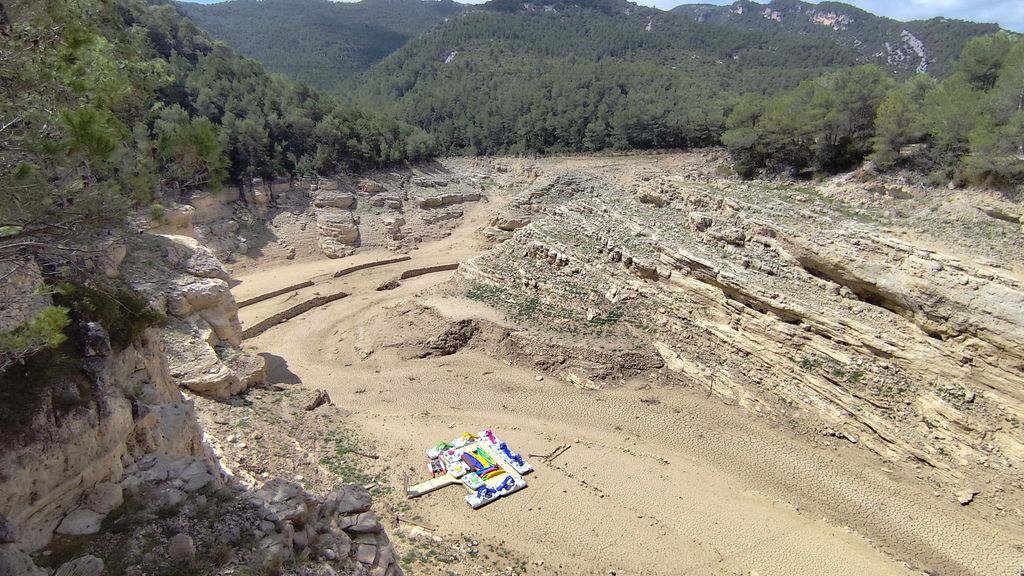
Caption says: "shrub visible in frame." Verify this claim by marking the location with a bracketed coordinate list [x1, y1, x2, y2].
[52, 282, 166, 350]
[0, 306, 71, 371]
[149, 203, 169, 225]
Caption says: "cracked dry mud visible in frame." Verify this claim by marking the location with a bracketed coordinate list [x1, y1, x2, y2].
[227, 152, 1024, 576]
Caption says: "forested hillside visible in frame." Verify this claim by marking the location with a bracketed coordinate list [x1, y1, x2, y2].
[355, 1, 871, 154]
[1, 0, 434, 260]
[722, 32, 1024, 191]
[178, 0, 464, 89]
[173, 0, 1003, 159]
[673, 0, 1000, 77]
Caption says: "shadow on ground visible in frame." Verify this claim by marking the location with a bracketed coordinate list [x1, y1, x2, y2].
[260, 352, 302, 385]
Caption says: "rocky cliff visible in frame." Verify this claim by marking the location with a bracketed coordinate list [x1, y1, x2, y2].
[0, 229, 403, 575]
[458, 169, 1024, 486]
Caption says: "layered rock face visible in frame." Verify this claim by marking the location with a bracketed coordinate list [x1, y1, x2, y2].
[313, 178, 362, 258]
[460, 171, 1024, 481]
[122, 234, 265, 398]
[311, 171, 484, 258]
[0, 230, 402, 575]
[316, 209, 362, 258]
[0, 320, 211, 573]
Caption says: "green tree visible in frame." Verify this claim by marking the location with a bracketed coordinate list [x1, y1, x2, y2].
[153, 105, 227, 192]
[871, 75, 935, 168]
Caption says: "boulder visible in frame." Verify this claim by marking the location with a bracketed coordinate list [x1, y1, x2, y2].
[345, 512, 383, 533]
[316, 531, 352, 560]
[55, 509, 105, 536]
[381, 217, 405, 231]
[168, 533, 196, 565]
[369, 194, 405, 209]
[359, 180, 385, 194]
[638, 190, 667, 207]
[179, 460, 214, 493]
[490, 214, 530, 232]
[412, 194, 441, 208]
[83, 482, 123, 515]
[355, 543, 377, 564]
[688, 212, 713, 232]
[53, 555, 103, 576]
[314, 192, 355, 209]
[0, 547, 47, 576]
[317, 210, 361, 258]
[254, 480, 310, 526]
[955, 489, 978, 506]
[321, 486, 372, 518]
[318, 179, 340, 192]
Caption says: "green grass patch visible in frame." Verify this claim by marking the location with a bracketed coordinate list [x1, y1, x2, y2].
[465, 283, 506, 303]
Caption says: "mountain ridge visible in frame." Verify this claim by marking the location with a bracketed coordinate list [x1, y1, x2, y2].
[180, 0, 1004, 89]
[177, 0, 465, 89]
[671, 0, 1002, 76]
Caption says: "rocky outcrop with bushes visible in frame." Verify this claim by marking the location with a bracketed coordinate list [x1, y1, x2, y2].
[122, 233, 265, 398]
[0, 230, 402, 576]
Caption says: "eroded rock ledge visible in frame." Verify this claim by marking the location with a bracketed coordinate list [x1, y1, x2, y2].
[0, 232, 402, 576]
[458, 170, 1024, 483]
[123, 234, 265, 398]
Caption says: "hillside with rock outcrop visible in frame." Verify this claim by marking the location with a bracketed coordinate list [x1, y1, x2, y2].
[672, 0, 1001, 76]
[0, 226, 404, 575]
[458, 159, 1024, 488]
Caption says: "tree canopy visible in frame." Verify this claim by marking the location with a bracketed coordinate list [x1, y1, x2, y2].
[0, 0, 436, 247]
[721, 31, 1024, 192]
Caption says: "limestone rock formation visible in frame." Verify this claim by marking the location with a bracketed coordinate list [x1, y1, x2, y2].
[489, 214, 531, 232]
[0, 322, 208, 559]
[190, 190, 238, 224]
[314, 191, 356, 209]
[412, 192, 469, 208]
[0, 227, 402, 576]
[359, 179, 385, 194]
[460, 169, 1024, 481]
[245, 481, 403, 575]
[122, 234, 264, 397]
[148, 203, 196, 235]
[316, 209, 361, 258]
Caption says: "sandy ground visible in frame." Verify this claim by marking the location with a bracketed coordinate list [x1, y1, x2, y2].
[231, 176, 1021, 576]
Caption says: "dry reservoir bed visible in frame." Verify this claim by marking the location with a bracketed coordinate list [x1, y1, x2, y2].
[228, 153, 1024, 576]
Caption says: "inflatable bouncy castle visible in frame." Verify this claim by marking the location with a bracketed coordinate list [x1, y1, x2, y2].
[405, 429, 533, 508]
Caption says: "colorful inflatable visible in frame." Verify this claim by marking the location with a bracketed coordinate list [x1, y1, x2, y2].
[406, 428, 532, 508]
